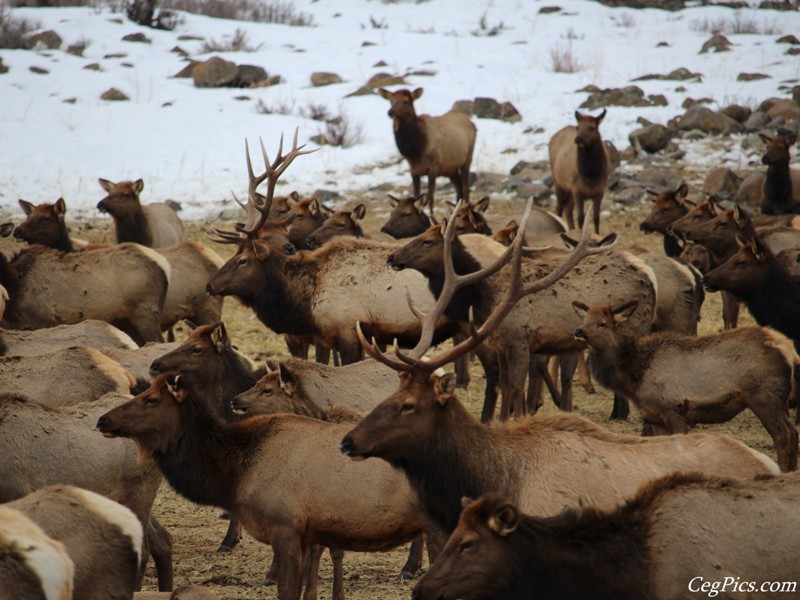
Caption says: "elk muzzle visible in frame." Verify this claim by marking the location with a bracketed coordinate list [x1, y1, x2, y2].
[96, 414, 122, 438]
[339, 435, 367, 461]
[96, 199, 109, 213]
[386, 253, 404, 271]
[700, 274, 718, 292]
[573, 328, 588, 342]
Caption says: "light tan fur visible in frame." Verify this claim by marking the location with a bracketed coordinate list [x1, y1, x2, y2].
[0, 347, 134, 405]
[9, 485, 144, 600]
[0, 505, 74, 600]
[0, 320, 138, 356]
[100, 342, 180, 392]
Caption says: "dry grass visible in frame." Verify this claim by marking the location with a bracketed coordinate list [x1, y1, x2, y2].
[550, 41, 583, 73]
[200, 27, 260, 53]
[0, 3, 41, 49]
[162, 0, 314, 26]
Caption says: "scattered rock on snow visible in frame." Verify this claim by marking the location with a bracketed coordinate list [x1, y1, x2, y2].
[629, 123, 670, 154]
[737, 72, 770, 82]
[193, 56, 238, 88]
[100, 87, 129, 101]
[699, 34, 731, 54]
[25, 30, 62, 50]
[311, 72, 343, 87]
[674, 105, 742, 135]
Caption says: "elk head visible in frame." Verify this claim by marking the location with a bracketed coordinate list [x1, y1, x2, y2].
[13, 198, 68, 246]
[381, 194, 431, 239]
[666, 200, 719, 241]
[307, 204, 366, 248]
[449, 196, 491, 235]
[150, 322, 231, 377]
[701, 235, 769, 295]
[97, 178, 144, 215]
[229, 364, 320, 419]
[574, 109, 606, 148]
[760, 133, 795, 168]
[640, 183, 689, 234]
[285, 197, 331, 249]
[491, 220, 521, 247]
[378, 87, 423, 122]
[572, 300, 639, 351]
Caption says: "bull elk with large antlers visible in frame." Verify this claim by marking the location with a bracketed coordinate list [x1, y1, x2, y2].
[340, 205, 778, 537]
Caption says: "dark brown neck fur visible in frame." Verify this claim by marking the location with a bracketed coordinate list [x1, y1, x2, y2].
[394, 117, 427, 161]
[114, 209, 153, 246]
[577, 141, 608, 182]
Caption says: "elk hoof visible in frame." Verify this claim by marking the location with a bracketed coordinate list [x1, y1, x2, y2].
[216, 545, 233, 554]
[399, 571, 415, 581]
[260, 580, 277, 588]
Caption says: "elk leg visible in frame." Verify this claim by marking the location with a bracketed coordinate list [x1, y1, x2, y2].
[453, 331, 470, 388]
[217, 517, 241, 552]
[146, 516, 173, 592]
[609, 394, 630, 420]
[313, 343, 330, 365]
[558, 353, 579, 412]
[400, 535, 425, 580]
[554, 186, 574, 230]
[426, 172, 438, 217]
[504, 345, 530, 418]
[130, 308, 164, 345]
[576, 351, 595, 394]
[721, 292, 740, 330]
[749, 402, 798, 472]
[592, 195, 602, 234]
[302, 545, 323, 600]
[526, 356, 545, 413]
[537, 354, 562, 410]
[272, 528, 306, 600]
[497, 352, 512, 421]
[477, 345, 500, 422]
[576, 195, 586, 230]
[661, 410, 689, 435]
[284, 335, 309, 359]
[327, 548, 345, 600]
[336, 339, 362, 365]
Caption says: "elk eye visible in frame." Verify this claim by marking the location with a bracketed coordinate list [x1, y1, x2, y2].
[191, 346, 202, 355]
[261, 388, 272, 396]
[145, 398, 158, 407]
[597, 322, 607, 328]
[400, 402, 415, 412]
[338, 222, 346, 228]
[460, 540, 475, 553]
[422, 240, 433, 247]
[237, 257, 248, 267]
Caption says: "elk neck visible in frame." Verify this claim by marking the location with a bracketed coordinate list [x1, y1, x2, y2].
[114, 209, 153, 246]
[741, 252, 800, 346]
[427, 238, 489, 323]
[586, 334, 649, 401]
[251, 252, 317, 336]
[576, 139, 608, 183]
[763, 164, 794, 210]
[394, 116, 427, 161]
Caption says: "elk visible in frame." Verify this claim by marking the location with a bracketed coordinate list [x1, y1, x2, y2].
[639, 183, 690, 258]
[100, 342, 180, 393]
[206, 133, 460, 365]
[340, 204, 777, 539]
[284, 197, 332, 250]
[97, 373, 433, 600]
[572, 300, 798, 471]
[380, 194, 432, 239]
[386, 207, 657, 419]
[448, 196, 567, 237]
[0, 504, 75, 600]
[414, 473, 800, 600]
[306, 204, 367, 247]
[0, 319, 137, 356]
[0, 243, 168, 345]
[548, 109, 611, 233]
[703, 235, 800, 352]
[0, 347, 135, 405]
[13, 197, 225, 338]
[378, 87, 477, 214]
[759, 132, 800, 215]
[97, 178, 184, 247]
[8, 484, 144, 600]
[0, 393, 172, 591]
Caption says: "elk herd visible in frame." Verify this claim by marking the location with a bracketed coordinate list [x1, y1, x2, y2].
[1, 87, 800, 600]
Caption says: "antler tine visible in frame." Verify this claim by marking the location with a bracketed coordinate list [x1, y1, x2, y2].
[355, 321, 415, 373]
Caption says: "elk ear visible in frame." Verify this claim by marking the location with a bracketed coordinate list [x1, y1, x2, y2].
[18, 199, 35, 216]
[759, 133, 772, 145]
[572, 301, 589, 319]
[732, 205, 747, 227]
[289, 190, 300, 203]
[488, 502, 519, 537]
[676, 182, 689, 198]
[612, 300, 638, 323]
[474, 197, 491, 213]
[252, 239, 271, 260]
[414, 193, 428, 212]
[560, 233, 579, 249]
[54, 198, 67, 221]
[278, 363, 297, 396]
[133, 179, 144, 195]
[598, 233, 618, 247]
[387, 194, 400, 207]
[377, 88, 392, 100]
[411, 87, 424, 100]
[596, 108, 607, 124]
[165, 374, 186, 403]
[182, 319, 199, 331]
[98, 178, 115, 192]
[210, 323, 229, 354]
[645, 189, 659, 200]
[574, 110, 584, 122]
[0, 222, 13, 238]
[432, 372, 457, 405]
[264, 360, 279, 373]
[750, 237, 766, 262]
[352, 204, 366, 221]
[309, 199, 321, 218]
[460, 496, 474, 509]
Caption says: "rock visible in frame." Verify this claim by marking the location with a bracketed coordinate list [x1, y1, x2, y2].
[676, 105, 742, 135]
[173, 61, 198, 78]
[539, 6, 562, 13]
[766, 99, 800, 121]
[579, 85, 652, 109]
[613, 188, 644, 206]
[310, 72, 343, 87]
[29, 66, 48, 75]
[629, 123, 670, 153]
[100, 87, 129, 101]
[703, 168, 742, 198]
[682, 97, 713, 109]
[234, 64, 268, 88]
[104, 52, 127, 59]
[193, 56, 238, 88]
[122, 32, 151, 44]
[737, 72, 770, 81]
[250, 75, 281, 88]
[720, 104, 752, 123]
[452, 100, 474, 115]
[632, 168, 683, 190]
[515, 182, 551, 201]
[0, 58, 7, 75]
[743, 110, 770, 131]
[510, 160, 540, 176]
[66, 41, 88, 57]
[699, 34, 731, 54]
[312, 190, 339, 204]
[777, 34, 800, 45]
[633, 67, 702, 82]
[347, 72, 406, 97]
[605, 141, 621, 169]
[25, 30, 62, 50]
[787, 47, 800, 56]
[648, 94, 668, 107]
[736, 172, 766, 208]
[472, 97, 522, 122]
[593, 0, 685, 8]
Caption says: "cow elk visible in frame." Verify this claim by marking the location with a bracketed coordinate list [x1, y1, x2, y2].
[380, 194, 432, 239]
[414, 473, 800, 600]
[639, 183, 690, 258]
[97, 178, 184, 247]
[97, 374, 432, 600]
[449, 196, 567, 238]
[0, 243, 169, 345]
[8, 484, 144, 600]
[341, 203, 778, 540]
[573, 300, 798, 471]
[306, 204, 368, 248]
[549, 109, 611, 233]
[0, 319, 137, 357]
[284, 197, 332, 250]
[0, 393, 171, 590]
[378, 87, 477, 214]
[759, 132, 800, 215]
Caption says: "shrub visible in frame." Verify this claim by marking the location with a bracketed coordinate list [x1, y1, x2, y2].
[550, 41, 583, 73]
[0, 3, 41, 49]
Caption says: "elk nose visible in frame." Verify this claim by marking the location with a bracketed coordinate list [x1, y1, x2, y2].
[573, 328, 587, 341]
[12, 227, 23, 240]
[96, 416, 107, 430]
[96, 200, 107, 212]
[639, 223, 650, 233]
[149, 360, 163, 376]
[380, 225, 390, 234]
[700, 274, 709, 286]
[306, 236, 318, 249]
[205, 283, 215, 296]
[283, 242, 296, 255]
[387, 109, 394, 118]
[340, 436, 353, 456]
[410, 590, 421, 600]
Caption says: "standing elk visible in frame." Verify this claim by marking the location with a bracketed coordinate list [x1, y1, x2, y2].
[0, 503, 74, 600]
[378, 87, 477, 215]
[380, 194, 432, 239]
[572, 300, 798, 471]
[549, 109, 611, 233]
[759, 132, 800, 214]
[97, 178, 184, 247]
[8, 484, 144, 600]
[0, 393, 172, 591]
[340, 207, 778, 537]
[0, 243, 168, 345]
[13, 197, 225, 339]
[386, 209, 657, 419]
[413, 473, 800, 600]
[97, 373, 434, 600]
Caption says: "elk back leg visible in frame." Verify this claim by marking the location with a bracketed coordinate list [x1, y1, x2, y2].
[503, 344, 530, 419]
[721, 292, 740, 330]
[146, 516, 173, 592]
[330, 548, 345, 600]
[591, 195, 602, 234]
[217, 517, 241, 553]
[557, 353, 579, 412]
[273, 527, 306, 600]
[453, 330, 470, 388]
[526, 356, 545, 413]
[476, 345, 500, 422]
[426, 172, 438, 216]
[749, 400, 798, 472]
[302, 545, 324, 600]
[554, 186, 574, 230]
[610, 394, 630, 421]
[400, 536, 425, 580]
[576, 351, 595, 394]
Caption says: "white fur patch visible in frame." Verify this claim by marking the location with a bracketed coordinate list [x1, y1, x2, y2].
[68, 488, 144, 567]
[133, 244, 172, 282]
[0, 506, 74, 600]
[106, 323, 139, 349]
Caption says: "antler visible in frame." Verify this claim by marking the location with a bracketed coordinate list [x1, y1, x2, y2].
[210, 129, 316, 245]
[358, 201, 617, 375]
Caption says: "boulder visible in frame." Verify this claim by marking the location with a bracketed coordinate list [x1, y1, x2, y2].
[676, 105, 742, 135]
[699, 34, 731, 54]
[193, 56, 238, 88]
[25, 29, 62, 50]
[703, 168, 742, 198]
[629, 123, 670, 153]
[310, 72, 343, 87]
[100, 87, 129, 101]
